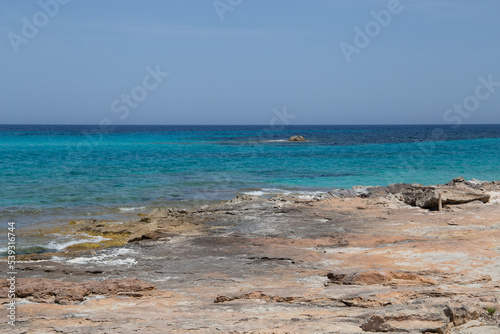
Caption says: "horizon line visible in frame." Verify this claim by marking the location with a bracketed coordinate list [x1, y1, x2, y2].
[1, 123, 500, 127]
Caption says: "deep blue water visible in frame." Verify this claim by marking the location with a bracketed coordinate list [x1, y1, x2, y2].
[1, 124, 500, 231]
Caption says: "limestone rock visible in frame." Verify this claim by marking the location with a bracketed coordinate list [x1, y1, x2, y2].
[361, 304, 482, 333]
[329, 186, 371, 198]
[397, 185, 490, 210]
[128, 231, 168, 243]
[226, 195, 263, 204]
[444, 305, 481, 326]
[327, 270, 436, 286]
[288, 135, 306, 142]
[361, 304, 451, 333]
[3, 278, 155, 304]
[147, 208, 172, 219]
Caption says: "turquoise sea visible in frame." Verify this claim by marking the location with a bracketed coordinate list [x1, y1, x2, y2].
[1, 124, 500, 252]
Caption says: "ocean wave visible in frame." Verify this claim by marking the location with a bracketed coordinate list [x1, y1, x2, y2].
[67, 257, 137, 266]
[46, 235, 110, 251]
[53, 248, 138, 267]
[242, 188, 326, 198]
[0, 234, 112, 257]
[119, 206, 146, 212]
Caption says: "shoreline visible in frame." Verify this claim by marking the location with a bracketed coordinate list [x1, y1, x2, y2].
[2, 177, 500, 333]
[2, 187, 335, 257]
[6, 177, 499, 258]
[4, 177, 495, 255]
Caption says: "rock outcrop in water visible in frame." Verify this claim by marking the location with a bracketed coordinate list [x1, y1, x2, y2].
[288, 135, 306, 141]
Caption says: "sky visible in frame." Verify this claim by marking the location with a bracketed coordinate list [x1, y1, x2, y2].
[0, 0, 499, 125]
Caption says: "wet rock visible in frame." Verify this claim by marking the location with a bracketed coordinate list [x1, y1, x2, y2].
[146, 208, 172, 219]
[226, 195, 263, 204]
[135, 206, 207, 233]
[128, 231, 167, 243]
[17, 252, 55, 261]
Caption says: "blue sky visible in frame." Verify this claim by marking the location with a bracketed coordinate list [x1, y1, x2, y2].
[0, 0, 499, 125]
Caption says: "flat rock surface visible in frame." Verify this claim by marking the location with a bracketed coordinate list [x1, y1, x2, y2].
[1, 180, 500, 333]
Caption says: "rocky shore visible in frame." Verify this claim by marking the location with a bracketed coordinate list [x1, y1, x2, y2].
[1, 178, 500, 333]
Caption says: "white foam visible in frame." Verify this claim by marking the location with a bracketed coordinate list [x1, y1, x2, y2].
[1, 234, 112, 256]
[18, 259, 53, 263]
[55, 247, 138, 267]
[47, 240, 90, 251]
[243, 190, 266, 196]
[68, 257, 137, 266]
[468, 178, 485, 186]
[113, 248, 137, 256]
[46, 234, 110, 251]
[119, 207, 146, 212]
[242, 188, 326, 197]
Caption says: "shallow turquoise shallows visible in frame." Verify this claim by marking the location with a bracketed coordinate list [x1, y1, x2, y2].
[1, 124, 500, 231]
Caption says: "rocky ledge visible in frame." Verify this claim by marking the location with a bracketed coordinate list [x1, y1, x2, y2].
[1, 177, 500, 333]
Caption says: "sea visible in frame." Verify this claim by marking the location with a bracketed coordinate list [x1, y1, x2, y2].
[1, 124, 500, 253]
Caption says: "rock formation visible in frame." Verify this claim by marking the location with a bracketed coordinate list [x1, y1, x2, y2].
[1, 278, 155, 304]
[397, 184, 490, 210]
[329, 177, 491, 210]
[288, 135, 306, 141]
